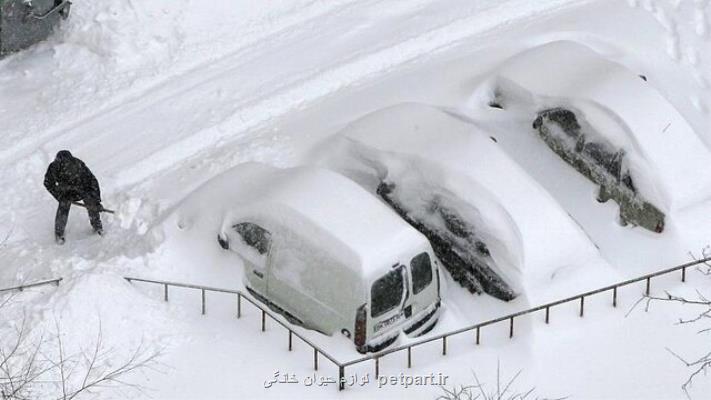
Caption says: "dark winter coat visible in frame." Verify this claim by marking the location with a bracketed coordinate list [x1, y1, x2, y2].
[43, 150, 101, 203]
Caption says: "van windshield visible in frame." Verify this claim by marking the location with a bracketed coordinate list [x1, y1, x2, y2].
[411, 253, 433, 295]
[371, 268, 404, 318]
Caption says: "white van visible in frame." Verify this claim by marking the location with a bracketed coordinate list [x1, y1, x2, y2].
[216, 165, 442, 353]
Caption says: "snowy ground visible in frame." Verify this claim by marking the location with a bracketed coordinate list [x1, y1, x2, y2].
[2, 0, 711, 399]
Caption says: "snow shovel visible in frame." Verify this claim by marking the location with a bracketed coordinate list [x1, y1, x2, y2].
[71, 201, 115, 214]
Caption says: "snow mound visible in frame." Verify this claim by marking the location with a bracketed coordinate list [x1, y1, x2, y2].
[474, 40, 711, 212]
[56, 1, 186, 71]
[314, 103, 605, 292]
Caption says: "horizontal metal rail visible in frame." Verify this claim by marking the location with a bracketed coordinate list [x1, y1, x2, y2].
[0, 278, 63, 294]
[123, 277, 342, 367]
[341, 256, 711, 367]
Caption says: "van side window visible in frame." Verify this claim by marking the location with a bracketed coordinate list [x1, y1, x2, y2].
[371, 268, 404, 318]
[411, 253, 433, 295]
[233, 223, 271, 255]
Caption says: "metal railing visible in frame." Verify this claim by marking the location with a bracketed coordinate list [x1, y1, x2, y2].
[341, 256, 711, 375]
[124, 256, 711, 391]
[5, 257, 708, 391]
[0, 278, 63, 294]
[123, 277, 346, 388]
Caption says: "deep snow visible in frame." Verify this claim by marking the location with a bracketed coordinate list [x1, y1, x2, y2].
[2, 0, 711, 399]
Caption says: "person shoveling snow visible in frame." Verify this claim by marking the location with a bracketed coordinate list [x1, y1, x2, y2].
[43, 150, 112, 244]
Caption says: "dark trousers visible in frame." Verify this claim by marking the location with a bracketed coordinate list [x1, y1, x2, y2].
[55, 199, 102, 238]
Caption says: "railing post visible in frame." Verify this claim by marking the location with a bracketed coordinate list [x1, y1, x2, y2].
[646, 277, 651, 296]
[375, 357, 380, 378]
[545, 307, 550, 324]
[682, 267, 687, 282]
[288, 331, 293, 351]
[261, 310, 266, 332]
[579, 296, 585, 317]
[201, 289, 206, 315]
[476, 326, 481, 345]
[313, 349, 318, 371]
[338, 365, 345, 391]
[164, 284, 169, 302]
[509, 317, 514, 338]
[237, 293, 242, 319]
[407, 346, 412, 368]
[613, 286, 618, 308]
[442, 336, 447, 355]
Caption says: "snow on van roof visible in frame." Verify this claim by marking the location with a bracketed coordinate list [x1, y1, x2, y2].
[248, 164, 428, 273]
[175, 162, 429, 278]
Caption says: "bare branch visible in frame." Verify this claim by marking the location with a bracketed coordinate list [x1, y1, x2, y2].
[438, 363, 567, 400]
[632, 247, 711, 396]
[0, 225, 13, 248]
[1, 307, 162, 400]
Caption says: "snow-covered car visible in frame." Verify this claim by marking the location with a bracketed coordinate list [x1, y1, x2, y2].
[0, 0, 71, 56]
[532, 107, 665, 232]
[315, 103, 526, 303]
[475, 40, 711, 231]
[214, 163, 442, 353]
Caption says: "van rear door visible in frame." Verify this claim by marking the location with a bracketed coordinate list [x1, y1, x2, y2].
[368, 265, 408, 340]
[406, 252, 437, 317]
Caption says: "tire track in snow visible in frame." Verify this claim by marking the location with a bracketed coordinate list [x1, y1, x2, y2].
[111, 0, 594, 189]
[0, 0, 363, 164]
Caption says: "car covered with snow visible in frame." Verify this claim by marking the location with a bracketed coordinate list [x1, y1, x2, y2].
[475, 40, 711, 231]
[213, 163, 442, 353]
[315, 103, 529, 303]
[532, 107, 665, 232]
[0, 0, 71, 56]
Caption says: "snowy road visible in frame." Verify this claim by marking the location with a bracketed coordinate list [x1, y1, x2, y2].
[42, 0, 592, 189]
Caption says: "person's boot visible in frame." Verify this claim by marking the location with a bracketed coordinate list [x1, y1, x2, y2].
[55, 235, 65, 245]
[86, 202, 103, 236]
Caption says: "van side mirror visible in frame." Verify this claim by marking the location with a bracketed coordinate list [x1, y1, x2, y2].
[217, 233, 229, 250]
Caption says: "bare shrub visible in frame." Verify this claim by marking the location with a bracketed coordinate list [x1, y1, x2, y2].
[1, 307, 161, 400]
[437, 362, 565, 400]
[629, 248, 711, 397]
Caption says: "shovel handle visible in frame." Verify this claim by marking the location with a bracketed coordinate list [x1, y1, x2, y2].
[71, 201, 115, 214]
